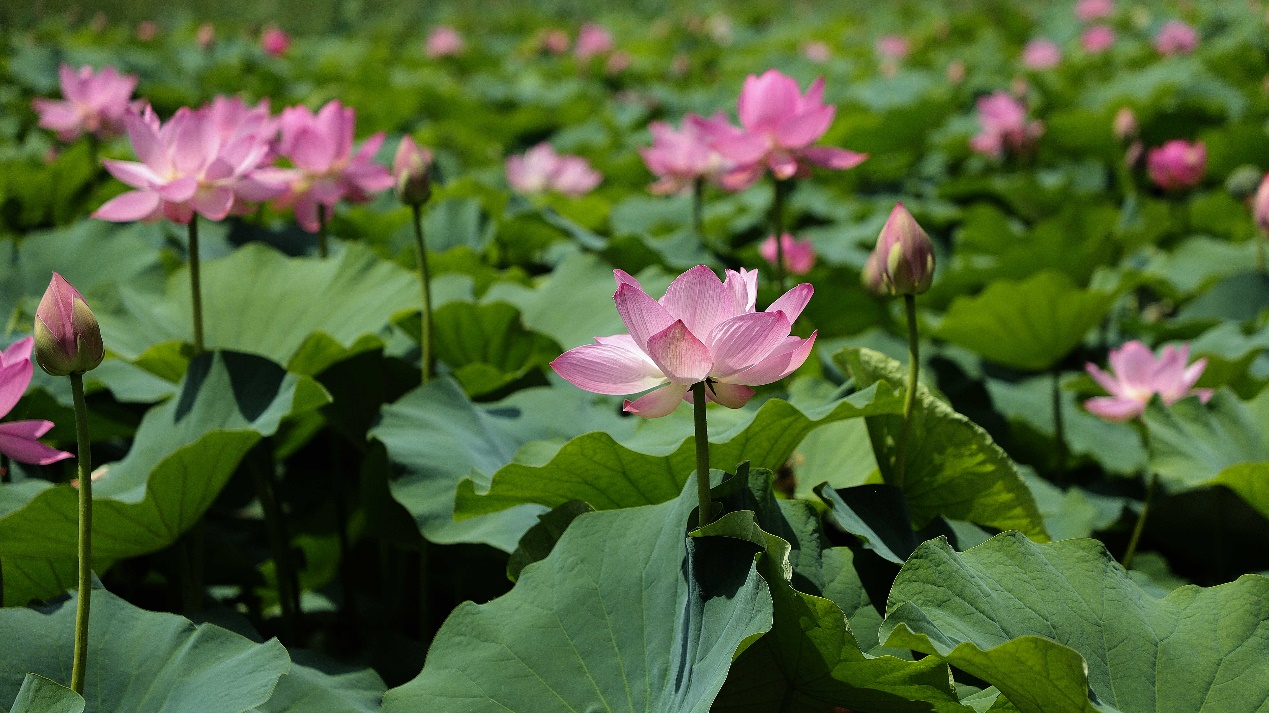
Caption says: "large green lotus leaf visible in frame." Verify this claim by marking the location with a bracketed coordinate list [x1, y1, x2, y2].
[95, 242, 421, 375]
[372, 377, 635, 551]
[251, 652, 385, 713]
[0, 351, 330, 604]
[381, 478, 773, 713]
[6, 674, 84, 713]
[0, 221, 166, 309]
[455, 382, 906, 520]
[837, 348, 1047, 539]
[933, 271, 1115, 372]
[0, 587, 289, 713]
[429, 301, 561, 398]
[880, 533, 1269, 713]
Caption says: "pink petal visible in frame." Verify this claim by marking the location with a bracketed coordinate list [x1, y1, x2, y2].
[550, 341, 666, 395]
[190, 186, 235, 221]
[614, 283, 675, 352]
[645, 320, 712, 384]
[158, 176, 199, 203]
[1108, 341, 1157, 390]
[723, 269, 758, 314]
[802, 146, 868, 170]
[1, 337, 33, 366]
[776, 105, 835, 148]
[766, 283, 813, 322]
[738, 70, 801, 132]
[1085, 363, 1125, 399]
[0, 358, 33, 418]
[1084, 396, 1143, 422]
[659, 265, 735, 338]
[623, 383, 690, 418]
[707, 312, 792, 379]
[1180, 357, 1208, 392]
[613, 269, 643, 291]
[124, 108, 163, 167]
[93, 190, 162, 222]
[768, 152, 800, 180]
[705, 381, 755, 408]
[289, 125, 339, 172]
[102, 159, 163, 189]
[0, 420, 73, 465]
[726, 332, 817, 386]
[711, 132, 770, 166]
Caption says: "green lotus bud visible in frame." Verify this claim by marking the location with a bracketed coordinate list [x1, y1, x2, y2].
[34, 273, 104, 376]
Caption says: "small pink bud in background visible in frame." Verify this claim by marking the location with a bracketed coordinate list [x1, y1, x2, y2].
[393, 136, 434, 206]
[261, 25, 291, 56]
[1125, 141, 1144, 169]
[90, 12, 108, 33]
[969, 91, 1044, 159]
[135, 21, 158, 41]
[1085, 341, 1211, 421]
[865, 203, 935, 296]
[1082, 25, 1115, 53]
[542, 29, 570, 55]
[1252, 173, 1269, 234]
[1146, 139, 1206, 191]
[803, 41, 831, 63]
[759, 234, 816, 275]
[196, 23, 215, 49]
[506, 143, 601, 197]
[1113, 107, 1138, 142]
[1154, 20, 1198, 56]
[425, 26, 464, 58]
[34, 274, 104, 377]
[1076, 0, 1114, 22]
[605, 51, 631, 75]
[946, 60, 966, 84]
[875, 34, 910, 60]
[1022, 39, 1061, 69]
[575, 23, 614, 60]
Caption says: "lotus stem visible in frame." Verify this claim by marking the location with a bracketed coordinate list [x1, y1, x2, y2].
[770, 178, 788, 294]
[1052, 367, 1067, 485]
[69, 372, 92, 695]
[691, 177, 705, 248]
[1257, 232, 1266, 274]
[894, 294, 920, 491]
[318, 204, 330, 259]
[411, 204, 434, 384]
[187, 218, 205, 354]
[250, 451, 298, 642]
[691, 381, 713, 527]
[1121, 470, 1157, 570]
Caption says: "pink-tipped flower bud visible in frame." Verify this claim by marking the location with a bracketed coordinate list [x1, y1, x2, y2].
[393, 135, 434, 206]
[34, 273, 104, 376]
[865, 203, 935, 296]
[1146, 139, 1206, 192]
[1113, 107, 1138, 142]
[1253, 173, 1269, 234]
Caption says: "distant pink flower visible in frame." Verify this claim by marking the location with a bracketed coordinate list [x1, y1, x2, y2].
[1085, 341, 1211, 421]
[803, 41, 831, 63]
[1113, 107, 1138, 142]
[505, 143, 601, 197]
[261, 25, 290, 56]
[1146, 139, 1205, 191]
[605, 51, 631, 74]
[706, 69, 867, 191]
[0, 337, 73, 465]
[1154, 20, 1197, 56]
[136, 21, 158, 41]
[426, 26, 464, 58]
[969, 91, 1044, 159]
[1253, 173, 1269, 234]
[1082, 25, 1115, 53]
[760, 234, 816, 275]
[946, 60, 966, 84]
[542, 29, 570, 54]
[550, 266, 816, 417]
[267, 100, 394, 232]
[875, 35, 910, 60]
[575, 23, 614, 60]
[94, 103, 287, 224]
[196, 23, 215, 49]
[32, 64, 139, 142]
[641, 113, 729, 195]
[1022, 39, 1062, 69]
[1076, 0, 1113, 22]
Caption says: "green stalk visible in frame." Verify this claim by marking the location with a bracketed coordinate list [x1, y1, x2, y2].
[249, 451, 297, 642]
[893, 294, 920, 491]
[691, 382, 713, 527]
[69, 373, 92, 695]
[769, 178, 788, 294]
[410, 204, 434, 384]
[1052, 367, 1068, 485]
[691, 177, 705, 247]
[317, 204, 330, 258]
[1257, 232, 1266, 274]
[1121, 470, 1157, 570]
[187, 218, 205, 354]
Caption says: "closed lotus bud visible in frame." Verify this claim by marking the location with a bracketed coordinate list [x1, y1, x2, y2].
[393, 135, 434, 206]
[861, 247, 887, 295]
[1226, 164, 1263, 201]
[867, 202, 935, 296]
[1113, 107, 1137, 142]
[1254, 173, 1269, 234]
[34, 273, 104, 376]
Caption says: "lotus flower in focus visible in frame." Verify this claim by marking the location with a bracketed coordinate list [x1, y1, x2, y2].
[94, 103, 287, 224]
[862, 203, 935, 296]
[706, 69, 867, 190]
[759, 234, 816, 275]
[505, 143, 602, 196]
[1081, 25, 1115, 53]
[551, 266, 817, 417]
[640, 113, 729, 195]
[34, 273, 104, 378]
[969, 91, 1044, 159]
[261, 25, 291, 56]
[1154, 20, 1197, 56]
[1085, 341, 1212, 421]
[426, 26, 465, 58]
[0, 337, 73, 465]
[1146, 139, 1205, 191]
[1022, 39, 1061, 70]
[32, 64, 138, 142]
[574, 23, 613, 60]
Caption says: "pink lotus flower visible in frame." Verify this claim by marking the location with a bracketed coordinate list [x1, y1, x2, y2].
[0, 337, 73, 465]
[393, 135, 433, 205]
[551, 266, 816, 417]
[425, 26, 465, 58]
[640, 113, 729, 195]
[759, 234, 816, 275]
[875, 35, 910, 60]
[803, 41, 831, 63]
[94, 103, 287, 224]
[1113, 107, 1138, 142]
[1146, 139, 1205, 191]
[505, 143, 602, 197]
[31, 64, 139, 142]
[946, 60, 967, 84]
[1076, 0, 1114, 21]
[969, 91, 1044, 159]
[34, 273, 104, 377]
[1085, 341, 1212, 421]
[1022, 39, 1062, 69]
[268, 100, 394, 232]
[605, 51, 631, 75]
[196, 23, 216, 50]
[862, 203, 934, 296]
[261, 25, 290, 56]
[1082, 25, 1115, 53]
[1155, 20, 1198, 56]
[575, 23, 614, 60]
[1253, 173, 1269, 234]
[706, 69, 867, 191]
[542, 29, 570, 55]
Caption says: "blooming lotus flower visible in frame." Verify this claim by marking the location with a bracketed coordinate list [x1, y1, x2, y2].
[1076, 0, 1113, 21]
[0, 337, 73, 465]
[1081, 25, 1115, 53]
[640, 113, 729, 195]
[1155, 20, 1197, 56]
[1253, 173, 1269, 234]
[575, 23, 613, 60]
[267, 100, 394, 232]
[505, 143, 602, 197]
[875, 35, 910, 60]
[94, 103, 287, 224]
[1085, 341, 1212, 421]
[31, 64, 138, 142]
[1147, 139, 1205, 191]
[393, 136, 433, 206]
[261, 25, 290, 56]
[1022, 39, 1062, 69]
[34, 273, 104, 377]
[969, 91, 1044, 159]
[862, 203, 934, 295]
[426, 26, 464, 58]
[707, 69, 867, 191]
[760, 234, 816, 275]
[551, 266, 816, 417]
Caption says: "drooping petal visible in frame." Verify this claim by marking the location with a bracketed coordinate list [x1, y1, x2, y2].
[550, 341, 666, 395]
[0, 420, 73, 465]
[1083, 396, 1143, 422]
[645, 320, 713, 384]
[725, 332, 816, 386]
[1, 337, 34, 366]
[614, 283, 675, 351]
[623, 382, 690, 418]
[658, 265, 735, 338]
[801, 146, 868, 170]
[707, 311, 792, 379]
[766, 283, 814, 322]
[0, 358, 33, 418]
[705, 381, 755, 408]
[92, 190, 162, 222]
